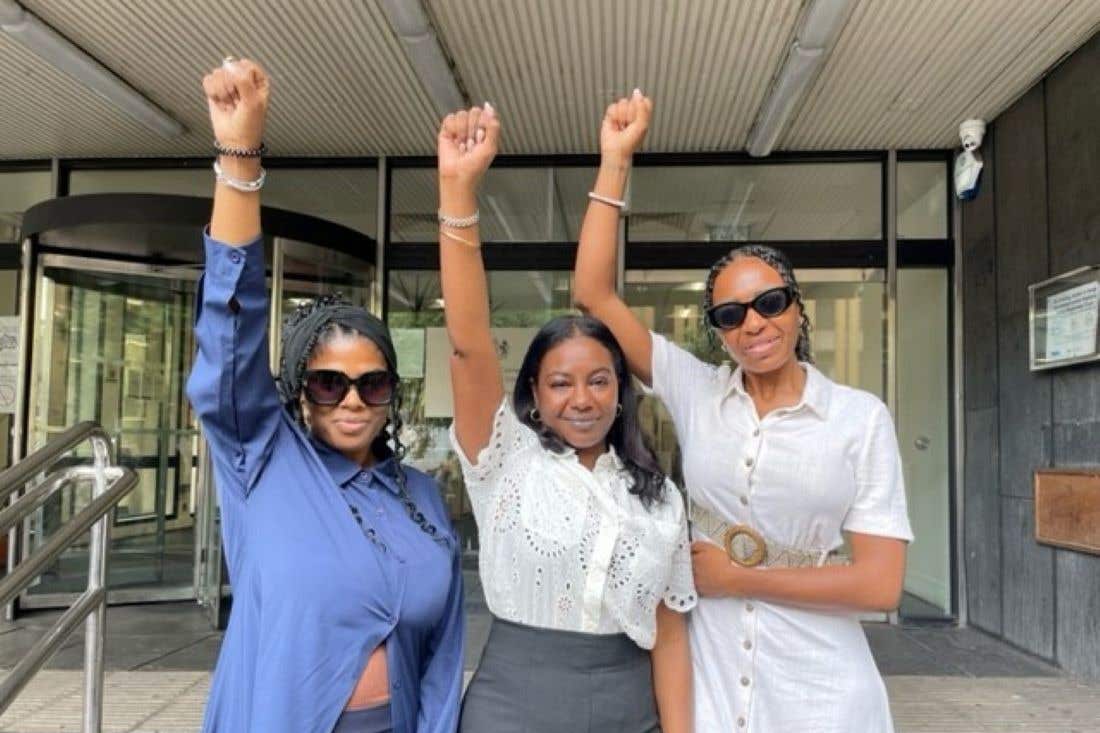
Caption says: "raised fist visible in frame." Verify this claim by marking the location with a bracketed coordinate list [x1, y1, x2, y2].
[203, 59, 269, 150]
[600, 90, 652, 160]
[438, 104, 500, 186]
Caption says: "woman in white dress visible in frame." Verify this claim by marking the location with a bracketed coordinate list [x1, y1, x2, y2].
[435, 103, 697, 732]
[574, 91, 913, 733]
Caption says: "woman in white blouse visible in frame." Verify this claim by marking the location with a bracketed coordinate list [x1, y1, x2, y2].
[436, 105, 696, 732]
[574, 92, 914, 733]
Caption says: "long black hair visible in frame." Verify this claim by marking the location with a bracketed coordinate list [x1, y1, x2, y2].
[278, 294, 440, 540]
[702, 243, 814, 363]
[512, 315, 668, 507]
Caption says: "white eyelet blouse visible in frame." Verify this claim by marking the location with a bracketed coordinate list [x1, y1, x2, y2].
[650, 332, 913, 733]
[450, 399, 697, 649]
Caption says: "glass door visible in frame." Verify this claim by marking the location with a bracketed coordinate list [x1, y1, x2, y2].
[22, 255, 202, 606]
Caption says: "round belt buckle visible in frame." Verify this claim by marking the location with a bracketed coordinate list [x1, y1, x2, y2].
[722, 524, 767, 567]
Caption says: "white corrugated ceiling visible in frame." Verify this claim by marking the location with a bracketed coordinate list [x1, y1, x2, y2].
[0, 0, 1097, 158]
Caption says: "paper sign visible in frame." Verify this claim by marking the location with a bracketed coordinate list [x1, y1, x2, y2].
[0, 316, 18, 414]
[1045, 281, 1099, 361]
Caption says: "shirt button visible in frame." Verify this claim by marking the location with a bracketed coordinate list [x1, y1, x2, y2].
[745, 457, 754, 467]
[746, 603, 755, 612]
[752, 428, 760, 437]
[741, 676, 751, 686]
[229, 250, 243, 264]
[738, 716, 746, 727]
[743, 640, 752, 650]
[393, 680, 401, 690]
[740, 496, 749, 506]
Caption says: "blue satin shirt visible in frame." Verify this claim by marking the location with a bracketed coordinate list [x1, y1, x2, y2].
[186, 232, 463, 733]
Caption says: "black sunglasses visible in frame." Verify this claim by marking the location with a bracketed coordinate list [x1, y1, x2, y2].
[705, 286, 795, 330]
[302, 369, 398, 406]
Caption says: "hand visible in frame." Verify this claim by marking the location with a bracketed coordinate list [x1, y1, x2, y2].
[600, 89, 652, 161]
[438, 104, 500, 187]
[691, 540, 741, 598]
[203, 58, 269, 150]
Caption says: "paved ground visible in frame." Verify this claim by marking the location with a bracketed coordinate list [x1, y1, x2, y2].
[0, 574, 1096, 732]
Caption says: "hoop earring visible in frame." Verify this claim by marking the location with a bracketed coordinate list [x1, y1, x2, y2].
[529, 407, 541, 422]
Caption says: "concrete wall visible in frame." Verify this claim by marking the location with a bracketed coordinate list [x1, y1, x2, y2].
[960, 31, 1100, 679]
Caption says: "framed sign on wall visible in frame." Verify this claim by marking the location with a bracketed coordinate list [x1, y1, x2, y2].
[1028, 265, 1100, 371]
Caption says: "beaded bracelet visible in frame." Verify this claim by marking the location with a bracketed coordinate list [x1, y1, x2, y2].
[214, 140, 268, 158]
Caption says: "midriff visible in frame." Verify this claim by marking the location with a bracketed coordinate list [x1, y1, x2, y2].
[345, 644, 390, 710]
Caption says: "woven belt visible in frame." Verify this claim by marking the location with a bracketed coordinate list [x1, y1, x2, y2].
[690, 504, 850, 568]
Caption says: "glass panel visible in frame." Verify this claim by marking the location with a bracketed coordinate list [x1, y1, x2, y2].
[26, 262, 199, 595]
[386, 270, 574, 548]
[0, 170, 52, 241]
[625, 267, 886, 480]
[897, 268, 951, 619]
[390, 167, 595, 242]
[629, 163, 882, 241]
[69, 167, 378, 234]
[278, 239, 374, 321]
[898, 161, 948, 239]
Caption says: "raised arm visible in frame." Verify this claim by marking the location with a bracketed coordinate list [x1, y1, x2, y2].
[206, 59, 268, 245]
[574, 90, 657, 385]
[185, 59, 280, 498]
[437, 105, 505, 462]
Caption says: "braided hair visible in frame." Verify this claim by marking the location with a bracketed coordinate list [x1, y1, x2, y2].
[279, 295, 441, 541]
[702, 244, 814, 363]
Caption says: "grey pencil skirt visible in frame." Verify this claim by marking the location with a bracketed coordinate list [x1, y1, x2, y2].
[459, 617, 660, 733]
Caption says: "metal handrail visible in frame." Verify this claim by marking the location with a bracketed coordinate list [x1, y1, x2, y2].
[0, 422, 138, 733]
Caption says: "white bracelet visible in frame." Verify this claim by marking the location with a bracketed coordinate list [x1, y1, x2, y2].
[437, 209, 479, 228]
[588, 191, 625, 209]
[213, 160, 266, 192]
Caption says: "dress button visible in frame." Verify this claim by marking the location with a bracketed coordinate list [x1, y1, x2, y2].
[743, 640, 752, 650]
[741, 676, 750, 686]
[740, 496, 749, 506]
[738, 717, 746, 727]
[746, 603, 755, 612]
[752, 428, 760, 437]
[745, 457, 754, 467]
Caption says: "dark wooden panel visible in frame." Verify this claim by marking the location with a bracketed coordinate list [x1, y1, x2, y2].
[1053, 420, 1100, 467]
[1055, 548, 1100, 680]
[1001, 496, 1056, 659]
[1035, 469, 1100, 554]
[997, 304, 1052, 497]
[960, 126, 999, 411]
[1045, 32, 1100, 275]
[964, 407, 1002, 633]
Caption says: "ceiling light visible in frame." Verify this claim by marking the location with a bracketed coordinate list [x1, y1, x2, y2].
[377, 0, 467, 116]
[746, 0, 854, 157]
[0, 0, 184, 137]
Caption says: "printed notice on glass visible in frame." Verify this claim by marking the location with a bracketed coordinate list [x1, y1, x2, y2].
[0, 316, 19, 414]
[1044, 281, 1099, 361]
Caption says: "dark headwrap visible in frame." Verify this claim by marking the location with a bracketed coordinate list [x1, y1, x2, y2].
[277, 297, 398, 408]
[276, 294, 444, 542]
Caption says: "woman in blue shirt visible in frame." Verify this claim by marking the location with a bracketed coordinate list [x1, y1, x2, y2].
[186, 58, 463, 733]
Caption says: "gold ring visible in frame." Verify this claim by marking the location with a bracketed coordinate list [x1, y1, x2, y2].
[722, 524, 767, 567]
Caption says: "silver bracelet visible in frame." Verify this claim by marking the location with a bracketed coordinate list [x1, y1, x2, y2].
[587, 191, 626, 209]
[213, 160, 266, 192]
[437, 209, 479, 228]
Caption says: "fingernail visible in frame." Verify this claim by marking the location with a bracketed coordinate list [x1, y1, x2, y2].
[633, 88, 641, 97]
[459, 141, 466, 153]
[484, 101, 494, 113]
[476, 129, 486, 143]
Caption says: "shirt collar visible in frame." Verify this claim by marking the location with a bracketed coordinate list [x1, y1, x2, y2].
[549, 442, 625, 472]
[310, 435, 402, 495]
[724, 361, 831, 420]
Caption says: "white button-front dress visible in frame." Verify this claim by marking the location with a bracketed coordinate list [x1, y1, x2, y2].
[650, 334, 914, 733]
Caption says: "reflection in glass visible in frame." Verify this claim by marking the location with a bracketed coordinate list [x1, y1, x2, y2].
[897, 161, 948, 239]
[27, 263, 199, 595]
[629, 163, 882, 241]
[390, 167, 595, 242]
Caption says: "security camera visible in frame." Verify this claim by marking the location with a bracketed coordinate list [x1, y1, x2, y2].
[959, 119, 986, 151]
